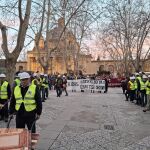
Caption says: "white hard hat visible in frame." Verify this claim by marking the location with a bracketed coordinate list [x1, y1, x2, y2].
[143, 75, 148, 79]
[130, 76, 135, 80]
[135, 73, 139, 76]
[0, 73, 6, 78]
[40, 73, 44, 76]
[33, 73, 37, 77]
[18, 73, 21, 78]
[19, 72, 30, 80]
[148, 75, 150, 78]
[44, 74, 48, 77]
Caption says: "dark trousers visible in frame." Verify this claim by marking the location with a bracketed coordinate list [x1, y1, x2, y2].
[16, 115, 36, 133]
[104, 85, 108, 93]
[41, 87, 45, 101]
[129, 90, 135, 101]
[63, 87, 68, 96]
[136, 91, 142, 105]
[0, 99, 8, 119]
[125, 90, 129, 101]
[141, 91, 147, 107]
[45, 88, 49, 98]
[56, 87, 62, 97]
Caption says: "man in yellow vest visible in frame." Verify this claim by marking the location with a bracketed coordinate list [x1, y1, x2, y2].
[0, 73, 11, 122]
[127, 76, 136, 102]
[31, 73, 40, 87]
[9, 72, 42, 133]
[14, 75, 21, 86]
[135, 73, 142, 105]
[140, 75, 148, 107]
[143, 75, 150, 112]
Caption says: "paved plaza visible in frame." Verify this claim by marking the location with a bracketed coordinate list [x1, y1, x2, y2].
[0, 88, 150, 150]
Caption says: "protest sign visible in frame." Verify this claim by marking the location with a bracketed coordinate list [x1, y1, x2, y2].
[67, 79, 105, 92]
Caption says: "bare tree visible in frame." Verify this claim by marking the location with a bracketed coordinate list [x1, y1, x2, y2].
[0, 0, 32, 84]
[34, 0, 87, 74]
[97, 0, 150, 75]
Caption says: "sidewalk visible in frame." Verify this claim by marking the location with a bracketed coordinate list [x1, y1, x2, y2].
[36, 88, 150, 150]
[0, 88, 149, 149]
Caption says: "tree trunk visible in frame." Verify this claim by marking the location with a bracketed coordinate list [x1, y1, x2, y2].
[43, 66, 48, 74]
[5, 58, 16, 87]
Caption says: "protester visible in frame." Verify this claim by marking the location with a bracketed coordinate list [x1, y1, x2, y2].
[0, 73, 11, 122]
[9, 72, 42, 133]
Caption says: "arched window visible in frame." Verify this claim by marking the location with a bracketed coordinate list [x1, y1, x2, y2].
[99, 65, 104, 71]
[19, 66, 23, 71]
[108, 65, 114, 73]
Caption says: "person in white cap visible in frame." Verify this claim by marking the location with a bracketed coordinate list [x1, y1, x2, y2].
[127, 76, 136, 102]
[139, 75, 148, 107]
[135, 72, 142, 105]
[31, 73, 40, 87]
[0, 73, 11, 122]
[143, 75, 150, 112]
[9, 72, 42, 133]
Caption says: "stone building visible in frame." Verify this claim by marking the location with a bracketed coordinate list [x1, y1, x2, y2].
[27, 18, 92, 74]
[15, 18, 150, 76]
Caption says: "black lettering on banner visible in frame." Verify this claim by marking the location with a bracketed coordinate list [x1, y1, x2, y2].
[89, 85, 94, 89]
[94, 80, 98, 84]
[71, 82, 79, 86]
[96, 85, 104, 90]
[80, 85, 88, 89]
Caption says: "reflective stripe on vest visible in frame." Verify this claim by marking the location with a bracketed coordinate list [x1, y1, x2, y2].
[137, 76, 142, 82]
[129, 81, 135, 90]
[134, 80, 137, 89]
[146, 81, 150, 95]
[140, 81, 147, 90]
[0, 81, 8, 99]
[14, 84, 36, 112]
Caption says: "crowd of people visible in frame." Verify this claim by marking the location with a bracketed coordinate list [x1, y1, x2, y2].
[121, 72, 150, 112]
[0, 72, 72, 135]
[0, 70, 149, 150]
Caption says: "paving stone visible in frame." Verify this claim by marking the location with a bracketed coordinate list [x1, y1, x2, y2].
[1, 88, 150, 150]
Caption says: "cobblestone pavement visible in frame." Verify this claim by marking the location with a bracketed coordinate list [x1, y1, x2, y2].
[0, 88, 150, 150]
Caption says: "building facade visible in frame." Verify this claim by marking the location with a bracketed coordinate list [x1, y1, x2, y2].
[27, 18, 92, 74]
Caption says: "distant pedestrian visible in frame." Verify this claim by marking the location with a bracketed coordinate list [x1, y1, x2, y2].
[62, 75, 68, 96]
[55, 75, 63, 97]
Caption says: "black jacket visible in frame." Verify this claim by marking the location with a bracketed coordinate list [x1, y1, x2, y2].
[9, 84, 42, 117]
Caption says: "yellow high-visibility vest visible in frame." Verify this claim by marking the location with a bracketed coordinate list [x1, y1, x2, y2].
[146, 80, 150, 95]
[15, 78, 21, 86]
[140, 81, 147, 90]
[14, 84, 36, 112]
[0, 81, 8, 99]
[134, 80, 137, 89]
[129, 81, 135, 90]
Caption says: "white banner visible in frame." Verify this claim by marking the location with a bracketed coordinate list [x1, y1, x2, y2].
[67, 79, 105, 92]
